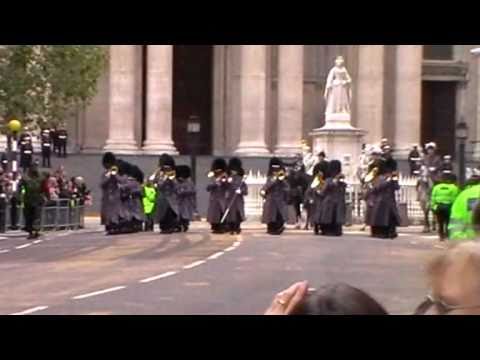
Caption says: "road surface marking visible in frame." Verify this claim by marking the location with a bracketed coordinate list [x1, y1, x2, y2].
[207, 252, 224, 260]
[32, 240, 43, 244]
[72, 286, 126, 300]
[11, 306, 49, 315]
[233, 241, 241, 247]
[183, 260, 206, 270]
[0, 249, 10, 254]
[15, 243, 32, 249]
[140, 271, 178, 284]
[422, 235, 439, 240]
[224, 246, 236, 252]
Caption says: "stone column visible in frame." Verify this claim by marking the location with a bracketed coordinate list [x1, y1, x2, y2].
[356, 45, 385, 144]
[234, 45, 270, 156]
[274, 45, 304, 156]
[472, 48, 480, 161]
[104, 45, 139, 153]
[394, 45, 423, 158]
[143, 45, 178, 154]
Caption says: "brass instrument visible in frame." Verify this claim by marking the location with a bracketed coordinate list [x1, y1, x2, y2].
[272, 169, 287, 181]
[387, 171, 399, 182]
[311, 173, 325, 190]
[208, 170, 228, 183]
[149, 168, 176, 182]
[363, 166, 379, 184]
[106, 165, 119, 177]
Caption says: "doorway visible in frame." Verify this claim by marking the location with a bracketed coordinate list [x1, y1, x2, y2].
[421, 81, 457, 156]
[172, 45, 213, 155]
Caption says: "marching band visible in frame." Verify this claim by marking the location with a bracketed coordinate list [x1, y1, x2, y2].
[100, 140, 455, 239]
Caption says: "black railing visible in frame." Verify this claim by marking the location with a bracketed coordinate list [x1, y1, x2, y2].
[0, 198, 85, 233]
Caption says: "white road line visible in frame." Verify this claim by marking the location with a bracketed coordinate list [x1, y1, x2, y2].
[15, 243, 32, 249]
[224, 246, 236, 252]
[183, 260, 206, 270]
[32, 240, 43, 244]
[72, 286, 126, 300]
[140, 271, 177, 284]
[233, 241, 241, 247]
[10, 306, 49, 315]
[207, 252, 224, 260]
[0, 249, 10, 254]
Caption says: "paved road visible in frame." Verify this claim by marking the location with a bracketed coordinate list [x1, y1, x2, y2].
[1, 223, 442, 315]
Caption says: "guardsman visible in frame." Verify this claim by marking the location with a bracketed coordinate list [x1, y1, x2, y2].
[100, 152, 125, 235]
[261, 158, 290, 235]
[41, 128, 52, 168]
[316, 160, 347, 237]
[206, 158, 229, 234]
[176, 165, 196, 233]
[365, 159, 401, 239]
[225, 158, 248, 235]
[152, 154, 180, 234]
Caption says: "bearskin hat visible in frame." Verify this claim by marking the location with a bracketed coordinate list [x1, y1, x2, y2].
[268, 157, 285, 176]
[313, 161, 329, 177]
[130, 164, 145, 184]
[327, 160, 342, 178]
[376, 159, 389, 176]
[228, 157, 245, 176]
[116, 159, 131, 176]
[211, 158, 227, 172]
[102, 152, 116, 169]
[176, 165, 192, 180]
[159, 154, 176, 170]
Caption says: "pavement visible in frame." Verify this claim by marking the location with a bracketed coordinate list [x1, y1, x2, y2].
[0, 220, 444, 315]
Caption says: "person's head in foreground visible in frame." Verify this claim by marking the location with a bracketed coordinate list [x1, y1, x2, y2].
[415, 242, 480, 315]
[265, 282, 388, 315]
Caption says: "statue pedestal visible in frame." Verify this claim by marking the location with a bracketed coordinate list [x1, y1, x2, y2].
[310, 114, 366, 174]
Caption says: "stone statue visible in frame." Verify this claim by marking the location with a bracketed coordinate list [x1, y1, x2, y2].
[324, 56, 352, 115]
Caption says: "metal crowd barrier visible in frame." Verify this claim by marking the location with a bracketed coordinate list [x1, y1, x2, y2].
[0, 198, 85, 233]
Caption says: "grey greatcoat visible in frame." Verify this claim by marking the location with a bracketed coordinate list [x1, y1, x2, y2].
[305, 187, 325, 225]
[317, 179, 347, 226]
[225, 175, 248, 224]
[366, 176, 401, 227]
[261, 178, 290, 224]
[155, 178, 179, 221]
[101, 172, 128, 226]
[206, 178, 229, 224]
[124, 177, 145, 222]
[177, 179, 196, 221]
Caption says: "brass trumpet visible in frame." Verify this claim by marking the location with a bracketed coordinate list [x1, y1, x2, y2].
[363, 167, 379, 184]
[272, 169, 287, 181]
[208, 170, 228, 183]
[106, 165, 119, 177]
[311, 173, 325, 190]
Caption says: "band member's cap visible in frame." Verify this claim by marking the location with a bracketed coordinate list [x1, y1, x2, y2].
[176, 165, 191, 179]
[425, 142, 437, 150]
[211, 158, 227, 172]
[318, 151, 326, 158]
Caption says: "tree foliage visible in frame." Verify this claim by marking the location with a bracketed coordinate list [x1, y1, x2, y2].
[0, 45, 107, 133]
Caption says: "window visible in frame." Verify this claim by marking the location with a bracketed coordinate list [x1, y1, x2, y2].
[423, 45, 454, 60]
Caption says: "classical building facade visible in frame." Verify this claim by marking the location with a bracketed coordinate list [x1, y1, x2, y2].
[70, 45, 480, 160]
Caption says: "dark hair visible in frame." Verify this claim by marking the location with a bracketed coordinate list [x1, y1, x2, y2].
[291, 283, 388, 315]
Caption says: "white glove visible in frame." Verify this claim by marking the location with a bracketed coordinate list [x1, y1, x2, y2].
[236, 189, 242, 195]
